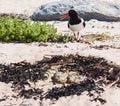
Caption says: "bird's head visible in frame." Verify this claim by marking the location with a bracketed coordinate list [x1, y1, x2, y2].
[68, 10, 78, 17]
[60, 10, 78, 20]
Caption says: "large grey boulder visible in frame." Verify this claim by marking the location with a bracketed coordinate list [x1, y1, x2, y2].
[32, 0, 120, 21]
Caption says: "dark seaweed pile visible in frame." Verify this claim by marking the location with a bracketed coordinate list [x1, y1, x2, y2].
[0, 13, 29, 20]
[49, 55, 120, 83]
[0, 60, 48, 82]
[0, 54, 120, 104]
[0, 60, 48, 99]
[45, 79, 107, 104]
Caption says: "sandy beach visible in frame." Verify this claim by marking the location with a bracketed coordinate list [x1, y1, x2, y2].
[0, 0, 120, 106]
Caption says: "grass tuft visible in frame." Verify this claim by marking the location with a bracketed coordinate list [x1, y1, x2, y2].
[84, 33, 110, 42]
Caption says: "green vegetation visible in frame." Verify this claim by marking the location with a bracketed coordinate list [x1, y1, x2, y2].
[0, 16, 74, 43]
[55, 34, 74, 43]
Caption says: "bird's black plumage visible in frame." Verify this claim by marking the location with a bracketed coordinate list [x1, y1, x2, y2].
[68, 10, 83, 25]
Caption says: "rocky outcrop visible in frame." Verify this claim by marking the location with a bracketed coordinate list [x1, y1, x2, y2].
[32, 0, 120, 21]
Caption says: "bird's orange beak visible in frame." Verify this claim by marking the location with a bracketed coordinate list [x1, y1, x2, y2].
[59, 13, 69, 20]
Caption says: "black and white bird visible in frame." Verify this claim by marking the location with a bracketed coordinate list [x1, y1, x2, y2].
[60, 10, 85, 41]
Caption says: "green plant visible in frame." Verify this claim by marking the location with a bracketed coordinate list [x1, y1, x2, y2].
[0, 16, 73, 43]
[57, 34, 74, 43]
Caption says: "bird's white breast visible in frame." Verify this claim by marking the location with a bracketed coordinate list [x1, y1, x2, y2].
[68, 18, 85, 32]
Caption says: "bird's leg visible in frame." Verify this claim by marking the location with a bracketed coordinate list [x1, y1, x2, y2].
[76, 32, 81, 41]
[74, 32, 81, 41]
[73, 32, 77, 40]
[76, 32, 89, 43]
[76, 32, 86, 42]
[74, 33, 76, 37]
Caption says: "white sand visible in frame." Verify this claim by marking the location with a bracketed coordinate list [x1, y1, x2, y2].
[0, 0, 58, 15]
[0, 41, 120, 65]
[0, 0, 120, 106]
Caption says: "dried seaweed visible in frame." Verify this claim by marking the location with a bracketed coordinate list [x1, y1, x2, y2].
[0, 54, 120, 105]
[45, 79, 96, 100]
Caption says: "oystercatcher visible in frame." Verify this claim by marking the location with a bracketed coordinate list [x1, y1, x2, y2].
[60, 10, 85, 41]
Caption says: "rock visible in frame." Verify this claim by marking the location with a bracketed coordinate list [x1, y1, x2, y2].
[32, 0, 120, 21]
[67, 72, 81, 84]
[52, 72, 68, 84]
[52, 71, 87, 85]
[67, 72, 87, 84]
